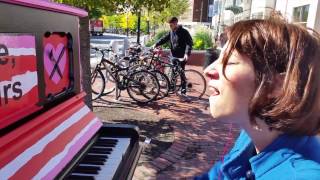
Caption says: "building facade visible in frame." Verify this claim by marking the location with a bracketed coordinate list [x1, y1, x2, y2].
[180, 0, 215, 24]
[276, 0, 320, 32]
[212, 0, 320, 34]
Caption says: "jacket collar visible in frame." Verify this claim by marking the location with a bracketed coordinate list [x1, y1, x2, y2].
[249, 134, 308, 178]
[221, 130, 309, 179]
[221, 130, 254, 179]
[172, 25, 182, 33]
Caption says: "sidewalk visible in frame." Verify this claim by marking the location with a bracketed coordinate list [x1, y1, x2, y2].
[132, 96, 240, 180]
[92, 65, 240, 179]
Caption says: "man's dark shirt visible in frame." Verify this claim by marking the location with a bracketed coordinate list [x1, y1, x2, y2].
[155, 25, 193, 58]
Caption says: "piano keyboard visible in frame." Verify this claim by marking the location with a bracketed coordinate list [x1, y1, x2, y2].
[66, 137, 130, 180]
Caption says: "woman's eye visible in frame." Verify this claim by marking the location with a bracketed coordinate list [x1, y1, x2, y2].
[227, 62, 239, 65]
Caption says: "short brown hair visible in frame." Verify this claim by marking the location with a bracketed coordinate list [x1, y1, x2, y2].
[168, 17, 178, 23]
[221, 15, 320, 135]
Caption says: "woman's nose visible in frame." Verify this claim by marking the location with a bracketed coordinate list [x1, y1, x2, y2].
[204, 63, 219, 80]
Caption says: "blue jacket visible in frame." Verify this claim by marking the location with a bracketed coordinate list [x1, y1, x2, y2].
[195, 130, 320, 180]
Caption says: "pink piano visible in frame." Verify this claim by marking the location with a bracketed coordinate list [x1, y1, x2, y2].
[0, 1, 142, 179]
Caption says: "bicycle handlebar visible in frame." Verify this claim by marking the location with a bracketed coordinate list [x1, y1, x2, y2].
[91, 47, 114, 57]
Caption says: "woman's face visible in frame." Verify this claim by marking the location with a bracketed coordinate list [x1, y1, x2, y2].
[204, 44, 256, 122]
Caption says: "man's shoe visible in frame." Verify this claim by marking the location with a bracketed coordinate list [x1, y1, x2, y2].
[180, 93, 191, 102]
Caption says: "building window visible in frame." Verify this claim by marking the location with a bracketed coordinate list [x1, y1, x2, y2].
[252, 12, 263, 19]
[293, 4, 310, 26]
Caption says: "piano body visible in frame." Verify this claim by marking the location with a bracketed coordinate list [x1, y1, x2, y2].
[0, 1, 142, 179]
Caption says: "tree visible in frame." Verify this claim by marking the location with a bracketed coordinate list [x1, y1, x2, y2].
[55, 0, 181, 42]
[120, 13, 137, 31]
[54, 0, 123, 18]
[54, 0, 172, 18]
[120, 0, 170, 12]
[148, 0, 189, 30]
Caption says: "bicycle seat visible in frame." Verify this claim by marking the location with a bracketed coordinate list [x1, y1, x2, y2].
[116, 60, 129, 70]
[122, 56, 130, 61]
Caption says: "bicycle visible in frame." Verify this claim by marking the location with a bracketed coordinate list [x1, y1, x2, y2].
[148, 49, 207, 100]
[127, 48, 170, 100]
[91, 48, 160, 104]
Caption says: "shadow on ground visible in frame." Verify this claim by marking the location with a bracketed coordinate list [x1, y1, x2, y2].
[92, 89, 240, 179]
[94, 105, 175, 164]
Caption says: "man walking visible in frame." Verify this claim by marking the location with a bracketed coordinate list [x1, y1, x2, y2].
[153, 17, 193, 96]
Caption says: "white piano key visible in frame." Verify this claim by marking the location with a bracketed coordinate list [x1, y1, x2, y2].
[67, 137, 131, 180]
[94, 137, 130, 180]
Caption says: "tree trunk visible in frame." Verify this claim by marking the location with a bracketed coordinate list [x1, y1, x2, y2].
[79, 16, 93, 110]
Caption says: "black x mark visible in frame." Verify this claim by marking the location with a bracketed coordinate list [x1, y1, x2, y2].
[49, 46, 66, 80]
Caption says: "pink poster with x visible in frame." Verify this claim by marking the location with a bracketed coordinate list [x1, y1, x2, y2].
[43, 34, 70, 97]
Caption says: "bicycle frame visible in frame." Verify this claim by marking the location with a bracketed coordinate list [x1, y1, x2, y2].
[98, 50, 150, 94]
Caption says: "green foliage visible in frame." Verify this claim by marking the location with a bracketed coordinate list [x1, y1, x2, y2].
[102, 15, 122, 29]
[145, 29, 170, 48]
[125, 0, 169, 12]
[120, 13, 137, 30]
[54, 0, 171, 18]
[149, 0, 189, 26]
[55, 0, 188, 36]
[54, 0, 121, 18]
[193, 27, 213, 50]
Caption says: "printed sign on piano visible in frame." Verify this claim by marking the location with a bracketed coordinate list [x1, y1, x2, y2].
[0, 34, 40, 130]
[43, 33, 73, 98]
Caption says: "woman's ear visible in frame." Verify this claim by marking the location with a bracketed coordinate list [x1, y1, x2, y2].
[268, 73, 285, 98]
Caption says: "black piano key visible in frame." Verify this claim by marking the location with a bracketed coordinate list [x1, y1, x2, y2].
[82, 157, 107, 162]
[80, 159, 105, 165]
[77, 165, 101, 171]
[85, 154, 108, 159]
[98, 138, 118, 143]
[94, 141, 117, 147]
[96, 139, 118, 144]
[67, 175, 95, 180]
[73, 166, 100, 174]
[89, 147, 112, 154]
[72, 167, 99, 174]
[92, 146, 113, 150]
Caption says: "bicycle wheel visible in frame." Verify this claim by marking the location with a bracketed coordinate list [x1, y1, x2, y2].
[127, 70, 160, 103]
[176, 69, 207, 99]
[151, 70, 170, 99]
[100, 62, 116, 95]
[164, 66, 177, 93]
[91, 68, 105, 100]
[129, 64, 150, 72]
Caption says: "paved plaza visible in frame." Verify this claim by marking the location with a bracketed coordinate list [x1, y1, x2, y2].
[92, 65, 240, 179]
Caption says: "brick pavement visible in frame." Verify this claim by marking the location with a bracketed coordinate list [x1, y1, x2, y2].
[93, 65, 240, 179]
[132, 95, 240, 180]
[132, 66, 240, 180]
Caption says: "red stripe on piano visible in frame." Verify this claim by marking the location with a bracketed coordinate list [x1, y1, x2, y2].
[10, 112, 96, 179]
[0, 93, 86, 167]
[42, 120, 102, 179]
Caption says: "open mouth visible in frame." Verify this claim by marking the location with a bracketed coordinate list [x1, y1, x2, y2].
[209, 86, 220, 96]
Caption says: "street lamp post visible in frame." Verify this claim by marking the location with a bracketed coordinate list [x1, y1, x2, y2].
[137, 9, 141, 44]
[147, 11, 150, 35]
